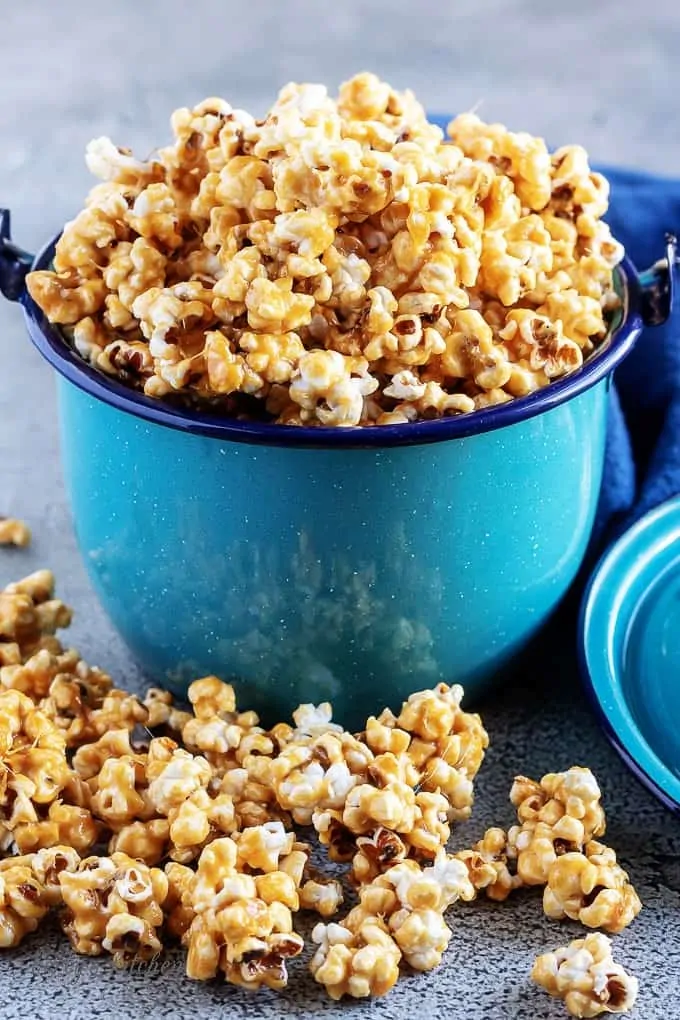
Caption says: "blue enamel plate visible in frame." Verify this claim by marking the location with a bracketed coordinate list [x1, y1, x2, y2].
[580, 495, 680, 811]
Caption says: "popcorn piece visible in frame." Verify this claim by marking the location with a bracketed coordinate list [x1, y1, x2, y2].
[310, 919, 401, 999]
[455, 826, 523, 901]
[367, 683, 489, 821]
[299, 874, 344, 918]
[182, 836, 304, 989]
[311, 849, 474, 998]
[59, 852, 168, 965]
[11, 799, 99, 856]
[0, 518, 31, 548]
[515, 766, 606, 830]
[85, 137, 162, 187]
[288, 350, 378, 427]
[107, 818, 169, 868]
[0, 570, 71, 665]
[163, 861, 196, 940]
[181, 675, 269, 772]
[234, 820, 295, 873]
[508, 766, 606, 885]
[499, 309, 582, 380]
[145, 739, 213, 815]
[532, 933, 638, 1017]
[142, 687, 193, 736]
[29, 845, 81, 906]
[269, 727, 371, 826]
[0, 860, 50, 947]
[0, 689, 98, 854]
[543, 841, 642, 933]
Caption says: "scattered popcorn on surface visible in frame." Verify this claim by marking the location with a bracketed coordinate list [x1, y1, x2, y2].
[299, 873, 344, 918]
[0, 518, 31, 548]
[0, 687, 98, 855]
[308, 682, 488, 883]
[26, 75, 623, 427]
[0, 562, 645, 1003]
[531, 932, 638, 1017]
[310, 850, 475, 997]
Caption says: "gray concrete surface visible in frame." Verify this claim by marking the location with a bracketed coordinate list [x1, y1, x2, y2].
[1, 3, 680, 1017]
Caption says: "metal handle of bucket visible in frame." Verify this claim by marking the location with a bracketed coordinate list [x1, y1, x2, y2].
[0, 209, 34, 302]
[639, 232, 677, 326]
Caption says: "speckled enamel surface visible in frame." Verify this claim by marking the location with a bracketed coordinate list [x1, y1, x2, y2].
[2, 3, 680, 1016]
[57, 377, 607, 728]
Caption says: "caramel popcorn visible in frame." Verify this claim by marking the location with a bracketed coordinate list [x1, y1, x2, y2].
[532, 933, 638, 1017]
[27, 76, 623, 426]
[59, 852, 168, 965]
[0, 558, 646, 1005]
[508, 767, 606, 885]
[311, 850, 475, 998]
[299, 873, 344, 918]
[0, 570, 71, 666]
[181, 675, 269, 771]
[263, 684, 487, 884]
[0, 518, 31, 548]
[0, 858, 50, 946]
[544, 841, 642, 933]
[455, 826, 523, 901]
[0, 689, 99, 854]
[268, 726, 371, 827]
[180, 836, 304, 989]
[310, 919, 402, 999]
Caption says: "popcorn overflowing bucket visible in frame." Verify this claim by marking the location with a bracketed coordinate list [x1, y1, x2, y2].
[2, 207, 672, 728]
[0, 87, 676, 729]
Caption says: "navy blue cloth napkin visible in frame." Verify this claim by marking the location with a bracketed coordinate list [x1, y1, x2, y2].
[590, 164, 680, 557]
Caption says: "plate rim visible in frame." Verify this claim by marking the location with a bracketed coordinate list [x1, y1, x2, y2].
[578, 494, 680, 813]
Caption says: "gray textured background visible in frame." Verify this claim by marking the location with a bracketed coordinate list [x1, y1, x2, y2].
[1, 3, 680, 1018]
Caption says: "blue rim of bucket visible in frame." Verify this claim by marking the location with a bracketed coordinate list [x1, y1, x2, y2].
[21, 243, 643, 449]
[578, 497, 680, 813]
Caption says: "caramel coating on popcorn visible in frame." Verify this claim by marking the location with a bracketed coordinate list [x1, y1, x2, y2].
[310, 919, 402, 999]
[544, 840, 642, 933]
[0, 859, 50, 947]
[181, 835, 304, 989]
[311, 850, 475, 997]
[0, 518, 31, 548]
[0, 571, 70, 666]
[59, 852, 168, 965]
[532, 933, 638, 1017]
[27, 76, 623, 426]
[279, 684, 490, 884]
[508, 766, 606, 885]
[0, 689, 99, 854]
[455, 826, 522, 901]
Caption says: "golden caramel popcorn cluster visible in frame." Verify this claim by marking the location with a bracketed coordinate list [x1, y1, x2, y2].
[543, 841, 642, 934]
[59, 852, 168, 964]
[532, 933, 638, 1017]
[261, 682, 488, 886]
[0, 558, 642, 1010]
[310, 852, 475, 998]
[26, 73, 624, 427]
[454, 766, 641, 939]
[508, 766, 607, 885]
[0, 518, 31, 548]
